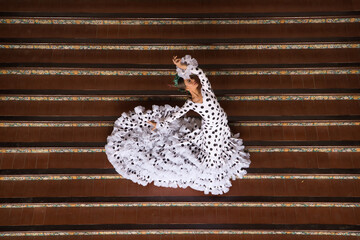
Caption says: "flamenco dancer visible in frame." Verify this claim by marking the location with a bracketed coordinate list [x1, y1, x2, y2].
[105, 55, 250, 195]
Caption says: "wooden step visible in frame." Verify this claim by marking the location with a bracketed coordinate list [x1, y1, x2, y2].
[0, 0, 359, 13]
[1, 48, 360, 65]
[0, 177, 358, 197]
[0, 204, 358, 225]
[1, 22, 359, 39]
[1, 74, 359, 90]
[0, 231, 359, 240]
[1, 122, 359, 142]
[1, 152, 359, 170]
[0, 98, 358, 116]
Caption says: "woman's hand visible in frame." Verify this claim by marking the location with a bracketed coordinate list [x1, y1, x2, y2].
[172, 56, 187, 70]
[147, 121, 157, 131]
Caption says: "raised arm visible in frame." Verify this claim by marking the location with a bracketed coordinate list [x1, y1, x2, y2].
[189, 66, 212, 90]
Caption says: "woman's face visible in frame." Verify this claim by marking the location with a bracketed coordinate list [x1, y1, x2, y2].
[184, 77, 199, 91]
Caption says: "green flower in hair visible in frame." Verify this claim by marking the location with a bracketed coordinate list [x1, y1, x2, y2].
[173, 74, 187, 92]
[173, 74, 181, 87]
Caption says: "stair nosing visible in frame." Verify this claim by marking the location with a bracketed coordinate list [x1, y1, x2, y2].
[1, 11, 360, 19]
[1, 37, 360, 44]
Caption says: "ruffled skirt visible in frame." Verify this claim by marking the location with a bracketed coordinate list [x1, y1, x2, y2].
[105, 104, 250, 195]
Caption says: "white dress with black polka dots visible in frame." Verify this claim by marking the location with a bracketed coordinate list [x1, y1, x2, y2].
[105, 64, 250, 195]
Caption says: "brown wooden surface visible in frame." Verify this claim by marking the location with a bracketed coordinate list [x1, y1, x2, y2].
[1, 23, 359, 39]
[1, 178, 358, 198]
[1, 152, 359, 170]
[1, 235, 359, 240]
[1, 75, 359, 90]
[0, 125, 359, 142]
[1, 206, 358, 225]
[1, 49, 360, 65]
[0, 100, 358, 116]
[0, 0, 359, 13]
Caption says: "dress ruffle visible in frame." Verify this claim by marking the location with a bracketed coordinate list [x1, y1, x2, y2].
[105, 104, 250, 195]
[176, 55, 198, 79]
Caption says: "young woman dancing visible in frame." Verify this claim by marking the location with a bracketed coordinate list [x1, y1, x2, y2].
[105, 55, 250, 195]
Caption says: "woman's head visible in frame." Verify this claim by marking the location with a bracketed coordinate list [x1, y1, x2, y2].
[174, 74, 200, 93]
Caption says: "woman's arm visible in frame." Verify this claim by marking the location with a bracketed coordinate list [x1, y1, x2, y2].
[158, 100, 192, 128]
[149, 100, 193, 130]
[189, 66, 212, 90]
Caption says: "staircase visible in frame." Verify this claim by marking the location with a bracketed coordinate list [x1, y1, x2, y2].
[0, 0, 359, 239]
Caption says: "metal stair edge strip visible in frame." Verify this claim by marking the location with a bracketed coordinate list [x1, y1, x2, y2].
[1, 94, 359, 101]
[1, 146, 359, 153]
[1, 141, 360, 147]
[1, 202, 359, 208]
[1, 120, 359, 127]
[0, 230, 359, 237]
[1, 65, 360, 75]
[2, 43, 360, 51]
[1, 16, 360, 26]
[1, 11, 360, 18]
[1, 174, 359, 181]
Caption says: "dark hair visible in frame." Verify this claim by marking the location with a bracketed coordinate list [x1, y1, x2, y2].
[175, 74, 201, 92]
[176, 77, 186, 91]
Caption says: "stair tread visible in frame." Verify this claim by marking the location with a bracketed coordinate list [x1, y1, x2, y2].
[0, 178, 358, 197]
[1, 48, 360, 65]
[1, 75, 359, 90]
[0, 0, 359, 13]
[1, 151, 359, 169]
[0, 206, 358, 226]
[1, 23, 359, 39]
[1, 125, 359, 142]
[1, 101, 358, 116]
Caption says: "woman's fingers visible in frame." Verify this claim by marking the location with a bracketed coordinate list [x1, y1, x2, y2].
[172, 56, 181, 65]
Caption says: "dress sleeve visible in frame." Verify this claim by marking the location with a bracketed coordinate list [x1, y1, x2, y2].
[189, 66, 212, 91]
[158, 100, 193, 128]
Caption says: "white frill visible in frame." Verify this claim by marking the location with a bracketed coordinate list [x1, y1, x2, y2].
[176, 55, 198, 79]
[105, 104, 250, 195]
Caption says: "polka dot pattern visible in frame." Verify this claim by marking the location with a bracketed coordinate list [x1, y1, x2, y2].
[105, 66, 250, 195]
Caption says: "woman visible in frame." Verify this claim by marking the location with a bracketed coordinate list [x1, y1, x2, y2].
[105, 55, 250, 195]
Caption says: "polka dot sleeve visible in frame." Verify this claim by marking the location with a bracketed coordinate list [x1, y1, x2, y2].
[158, 100, 193, 128]
[190, 66, 212, 90]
